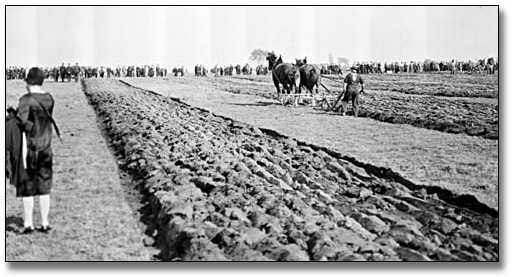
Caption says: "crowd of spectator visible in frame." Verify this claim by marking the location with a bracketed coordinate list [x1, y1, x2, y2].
[6, 63, 170, 82]
[346, 57, 498, 75]
[6, 57, 498, 82]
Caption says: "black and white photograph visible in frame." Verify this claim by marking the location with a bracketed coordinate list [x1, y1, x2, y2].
[3, 4, 503, 265]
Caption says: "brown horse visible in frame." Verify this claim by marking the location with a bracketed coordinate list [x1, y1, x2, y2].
[266, 52, 300, 102]
[295, 57, 320, 95]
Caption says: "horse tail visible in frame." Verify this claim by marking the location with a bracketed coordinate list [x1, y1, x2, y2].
[291, 67, 301, 93]
[307, 66, 320, 85]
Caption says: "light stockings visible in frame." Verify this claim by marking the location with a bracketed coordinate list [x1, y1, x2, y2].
[40, 195, 50, 227]
[22, 197, 34, 228]
[22, 195, 50, 228]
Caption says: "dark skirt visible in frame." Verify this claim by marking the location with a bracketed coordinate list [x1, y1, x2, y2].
[16, 146, 53, 197]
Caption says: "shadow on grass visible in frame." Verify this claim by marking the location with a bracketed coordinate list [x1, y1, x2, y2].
[229, 101, 281, 107]
[306, 110, 357, 117]
[119, 171, 165, 261]
[6, 216, 24, 233]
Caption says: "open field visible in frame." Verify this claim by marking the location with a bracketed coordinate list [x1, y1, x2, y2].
[4, 71, 498, 261]
[81, 79, 498, 261]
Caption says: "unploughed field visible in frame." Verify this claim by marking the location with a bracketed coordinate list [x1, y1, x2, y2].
[5, 72, 498, 261]
[5, 81, 158, 261]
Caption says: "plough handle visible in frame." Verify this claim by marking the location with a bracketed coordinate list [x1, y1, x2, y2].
[321, 75, 347, 86]
[319, 82, 332, 94]
[331, 91, 345, 111]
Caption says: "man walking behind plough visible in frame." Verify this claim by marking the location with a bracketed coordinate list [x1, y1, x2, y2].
[332, 66, 365, 117]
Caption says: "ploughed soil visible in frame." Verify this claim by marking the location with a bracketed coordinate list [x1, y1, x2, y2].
[124, 76, 498, 211]
[82, 79, 498, 261]
[357, 72, 498, 98]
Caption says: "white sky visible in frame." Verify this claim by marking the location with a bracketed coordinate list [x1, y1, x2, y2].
[6, 6, 498, 68]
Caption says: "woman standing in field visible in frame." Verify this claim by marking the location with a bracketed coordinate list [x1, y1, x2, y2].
[16, 67, 57, 234]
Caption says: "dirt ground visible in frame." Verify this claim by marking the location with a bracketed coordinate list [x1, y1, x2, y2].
[124, 76, 498, 210]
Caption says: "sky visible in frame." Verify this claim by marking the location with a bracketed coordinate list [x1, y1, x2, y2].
[6, 6, 498, 68]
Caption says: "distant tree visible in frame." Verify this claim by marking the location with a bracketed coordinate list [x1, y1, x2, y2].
[250, 49, 269, 64]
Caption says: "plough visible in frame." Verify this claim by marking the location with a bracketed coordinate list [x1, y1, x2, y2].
[276, 75, 345, 111]
[278, 92, 338, 110]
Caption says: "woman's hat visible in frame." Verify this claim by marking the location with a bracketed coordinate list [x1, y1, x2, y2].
[6, 106, 17, 115]
[25, 67, 45, 85]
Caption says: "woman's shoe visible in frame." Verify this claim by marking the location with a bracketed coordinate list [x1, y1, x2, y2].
[38, 226, 52, 234]
[22, 226, 35, 234]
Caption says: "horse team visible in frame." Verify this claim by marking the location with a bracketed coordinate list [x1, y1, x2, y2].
[266, 52, 323, 102]
[264, 51, 499, 106]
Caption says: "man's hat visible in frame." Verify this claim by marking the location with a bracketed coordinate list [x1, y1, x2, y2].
[25, 67, 45, 85]
[350, 66, 358, 72]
